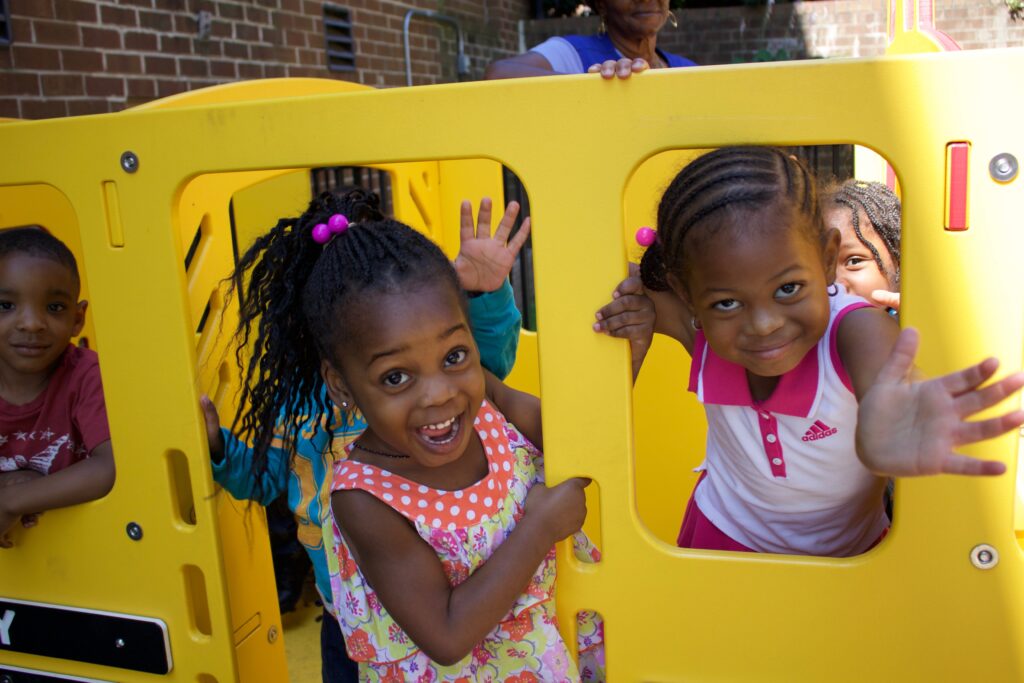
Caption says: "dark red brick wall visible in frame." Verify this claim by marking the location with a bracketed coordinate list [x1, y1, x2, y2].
[1, 0, 1021, 119]
[0, 0, 530, 118]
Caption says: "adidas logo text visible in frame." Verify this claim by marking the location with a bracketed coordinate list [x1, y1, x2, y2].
[802, 420, 837, 442]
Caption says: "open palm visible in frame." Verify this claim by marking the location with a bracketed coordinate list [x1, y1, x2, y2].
[856, 328, 1024, 477]
[453, 198, 531, 293]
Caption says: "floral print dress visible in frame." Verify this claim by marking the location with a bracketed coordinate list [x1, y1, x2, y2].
[328, 399, 604, 682]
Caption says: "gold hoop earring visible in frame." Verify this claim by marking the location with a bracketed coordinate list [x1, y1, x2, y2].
[599, 16, 607, 34]
[690, 316, 702, 331]
[668, 10, 678, 28]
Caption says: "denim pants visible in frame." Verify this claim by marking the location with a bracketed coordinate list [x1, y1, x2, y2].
[321, 609, 358, 683]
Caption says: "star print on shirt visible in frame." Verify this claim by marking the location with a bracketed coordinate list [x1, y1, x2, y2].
[14, 431, 28, 440]
[0, 434, 7, 446]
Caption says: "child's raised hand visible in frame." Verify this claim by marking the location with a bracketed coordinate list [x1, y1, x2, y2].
[870, 289, 901, 312]
[200, 395, 226, 463]
[523, 477, 589, 544]
[856, 327, 1024, 476]
[594, 264, 655, 381]
[453, 198, 531, 294]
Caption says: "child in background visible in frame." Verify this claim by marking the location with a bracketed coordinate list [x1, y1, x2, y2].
[201, 190, 537, 682]
[824, 179, 902, 313]
[0, 227, 114, 548]
[596, 146, 1023, 557]
[226, 187, 605, 681]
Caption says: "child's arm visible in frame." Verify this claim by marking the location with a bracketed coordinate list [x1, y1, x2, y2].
[647, 286, 696, 352]
[838, 311, 1024, 476]
[0, 441, 114, 548]
[200, 395, 294, 505]
[593, 266, 673, 380]
[332, 474, 587, 665]
[468, 282, 520, 380]
[454, 198, 531, 379]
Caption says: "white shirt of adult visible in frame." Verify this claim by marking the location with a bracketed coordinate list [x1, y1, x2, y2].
[530, 36, 618, 75]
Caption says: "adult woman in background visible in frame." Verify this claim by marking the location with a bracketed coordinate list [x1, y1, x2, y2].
[485, 0, 695, 80]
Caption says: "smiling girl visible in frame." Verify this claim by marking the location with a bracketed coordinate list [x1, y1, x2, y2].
[597, 146, 1024, 557]
[226, 189, 605, 681]
[824, 179, 902, 314]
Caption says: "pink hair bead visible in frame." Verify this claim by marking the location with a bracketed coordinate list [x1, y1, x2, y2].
[635, 227, 656, 247]
[312, 223, 331, 244]
[328, 213, 349, 234]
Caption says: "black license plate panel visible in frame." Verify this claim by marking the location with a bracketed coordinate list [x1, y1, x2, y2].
[0, 598, 171, 675]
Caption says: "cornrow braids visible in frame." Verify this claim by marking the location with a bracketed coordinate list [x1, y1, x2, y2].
[825, 180, 902, 287]
[227, 188, 462, 502]
[640, 147, 823, 292]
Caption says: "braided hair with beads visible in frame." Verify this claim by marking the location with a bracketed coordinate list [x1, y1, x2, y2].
[824, 179, 902, 287]
[226, 188, 464, 502]
[639, 146, 824, 293]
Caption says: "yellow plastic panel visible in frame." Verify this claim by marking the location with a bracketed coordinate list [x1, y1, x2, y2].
[0, 50, 1021, 682]
[621, 150, 708, 543]
[177, 168, 289, 683]
[231, 169, 312, 255]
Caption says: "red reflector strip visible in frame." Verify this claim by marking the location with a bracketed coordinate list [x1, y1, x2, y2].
[945, 142, 969, 231]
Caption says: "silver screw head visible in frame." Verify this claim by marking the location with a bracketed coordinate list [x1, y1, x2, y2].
[267, 625, 279, 643]
[115, 638, 126, 648]
[989, 153, 1018, 183]
[120, 151, 139, 174]
[126, 522, 143, 541]
[969, 543, 999, 569]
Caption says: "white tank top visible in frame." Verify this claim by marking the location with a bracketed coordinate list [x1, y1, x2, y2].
[690, 288, 889, 557]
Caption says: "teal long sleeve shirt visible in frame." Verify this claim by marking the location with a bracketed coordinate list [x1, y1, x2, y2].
[211, 281, 521, 608]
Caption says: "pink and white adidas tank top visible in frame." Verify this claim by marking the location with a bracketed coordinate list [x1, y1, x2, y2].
[690, 288, 890, 557]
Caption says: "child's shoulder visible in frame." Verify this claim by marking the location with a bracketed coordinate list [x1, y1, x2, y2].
[832, 292, 901, 399]
[478, 399, 542, 480]
[62, 344, 99, 370]
[56, 345, 103, 389]
[477, 399, 529, 449]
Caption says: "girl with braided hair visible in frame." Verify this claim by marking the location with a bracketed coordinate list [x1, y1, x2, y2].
[824, 179, 902, 313]
[596, 146, 1023, 557]
[200, 189, 532, 681]
[208, 187, 607, 681]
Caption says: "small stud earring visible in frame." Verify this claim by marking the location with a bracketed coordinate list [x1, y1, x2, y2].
[340, 401, 349, 410]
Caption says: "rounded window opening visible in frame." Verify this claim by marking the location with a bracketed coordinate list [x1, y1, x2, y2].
[628, 145, 904, 557]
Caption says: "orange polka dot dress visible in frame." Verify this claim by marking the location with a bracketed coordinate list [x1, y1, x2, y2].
[327, 400, 604, 682]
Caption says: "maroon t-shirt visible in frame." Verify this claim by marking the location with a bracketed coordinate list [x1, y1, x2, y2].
[0, 346, 111, 475]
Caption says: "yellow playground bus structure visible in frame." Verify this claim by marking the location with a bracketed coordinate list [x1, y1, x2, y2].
[1, 2, 1023, 680]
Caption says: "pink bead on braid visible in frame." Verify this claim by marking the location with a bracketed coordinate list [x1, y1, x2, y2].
[328, 213, 349, 234]
[635, 226, 657, 247]
[312, 214, 350, 245]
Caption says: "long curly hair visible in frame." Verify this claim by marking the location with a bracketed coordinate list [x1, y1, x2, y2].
[227, 188, 463, 501]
